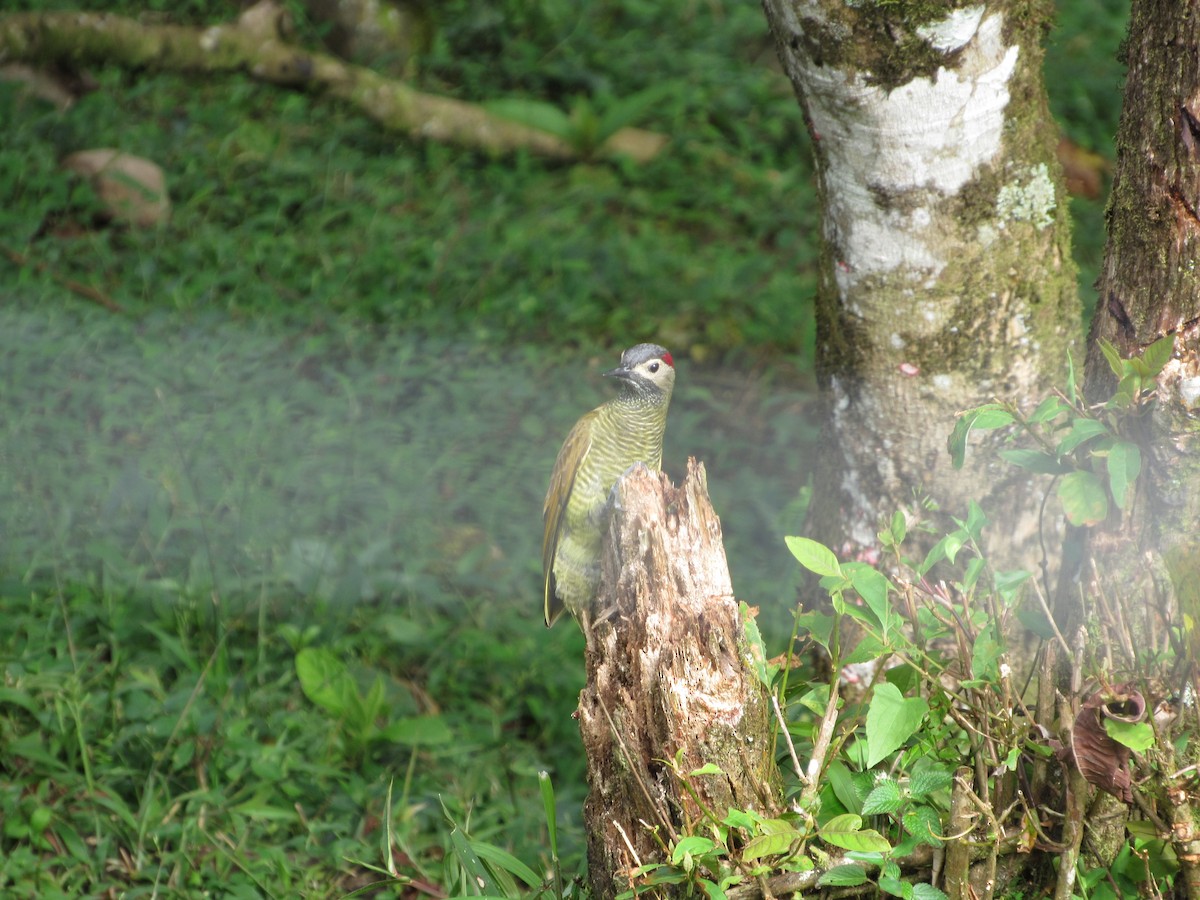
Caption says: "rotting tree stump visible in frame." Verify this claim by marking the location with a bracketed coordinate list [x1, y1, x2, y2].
[578, 457, 779, 899]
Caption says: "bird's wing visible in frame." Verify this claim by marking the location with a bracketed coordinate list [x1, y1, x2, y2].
[542, 409, 596, 626]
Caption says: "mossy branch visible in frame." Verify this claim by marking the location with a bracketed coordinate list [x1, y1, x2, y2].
[0, 4, 667, 163]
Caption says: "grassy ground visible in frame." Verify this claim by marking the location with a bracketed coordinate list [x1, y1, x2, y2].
[0, 0, 1125, 894]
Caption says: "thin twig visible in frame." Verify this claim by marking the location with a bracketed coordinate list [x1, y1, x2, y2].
[2, 244, 125, 313]
[771, 693, 807, 786]
[801, 675, 842, 807]
[1031, 577, 1073, 656]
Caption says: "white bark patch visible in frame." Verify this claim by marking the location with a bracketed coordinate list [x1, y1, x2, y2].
[780, 11, 1018, 294]
[916, 5, 986, 52]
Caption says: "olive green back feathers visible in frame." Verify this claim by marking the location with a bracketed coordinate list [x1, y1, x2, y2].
[542, 344, 675, 627]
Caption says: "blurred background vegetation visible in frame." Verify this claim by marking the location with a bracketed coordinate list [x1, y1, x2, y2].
[0, 0, 1125, 893]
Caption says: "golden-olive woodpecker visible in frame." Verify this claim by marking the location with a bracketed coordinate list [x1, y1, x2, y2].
[542, 343, 676, 627]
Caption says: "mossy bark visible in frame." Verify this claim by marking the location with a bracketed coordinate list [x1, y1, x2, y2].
[578, 459, 778, 900]
[1083, 0, 1200, 891]
[760, 0, 1080, 573]
[1087, 0, 1200, 544]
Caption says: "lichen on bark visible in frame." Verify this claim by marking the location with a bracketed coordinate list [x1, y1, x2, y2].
[761, 0, 1079, 570]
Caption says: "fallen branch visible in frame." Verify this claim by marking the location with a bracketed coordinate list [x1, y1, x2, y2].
[0, 4, 667, 163]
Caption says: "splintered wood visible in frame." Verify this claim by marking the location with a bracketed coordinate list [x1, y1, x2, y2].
[578, 457, 778, 899]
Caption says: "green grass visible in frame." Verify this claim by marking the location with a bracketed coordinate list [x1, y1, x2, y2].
[0, 298, 815, 893]
[0, 0, 1128, 893]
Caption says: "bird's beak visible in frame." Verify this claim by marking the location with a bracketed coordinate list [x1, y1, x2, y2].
[603, 365, 634, 381]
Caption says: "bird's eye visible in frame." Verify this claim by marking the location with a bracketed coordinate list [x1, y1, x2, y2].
[648, 362, 660, 373]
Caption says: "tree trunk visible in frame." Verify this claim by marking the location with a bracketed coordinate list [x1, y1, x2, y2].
[760, 0, 1080, 572]
[578, 459, 778, 900]
[1082, 0, 1200, 891]
[1087, 0, 1200, 545]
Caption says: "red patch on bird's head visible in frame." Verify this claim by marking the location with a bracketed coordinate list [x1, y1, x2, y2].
[661, 352, 674, 368]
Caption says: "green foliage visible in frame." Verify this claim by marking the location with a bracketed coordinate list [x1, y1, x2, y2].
[949, 337, 1174, 526]
[0, 0, 1138, 894]
[1, 0, 819, 357]
[0, 583, 590, 894]
[779, 499, 1030, 894]
[295, 646, 454, 760]
[864, 685, 929, 768]
[487, 84, 675, 157]
[1078, 824, 1180, 900]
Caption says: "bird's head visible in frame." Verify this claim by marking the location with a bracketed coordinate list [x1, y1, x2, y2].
[605, 343, 675, 401]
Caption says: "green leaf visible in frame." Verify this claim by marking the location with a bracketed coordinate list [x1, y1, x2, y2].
[826, 760, 864, 815]
[1098, 338, 1125, 378]
[597, 83, 677, 141]
[963, 500, 989, 542]
[912, 884, 950, 900]
[866, 684, 929, 767]
[795, 610, 835, 654]
[689, 763, 725, 776]
[759, 817, 801, 834]
[902, 807, 944, 847]
[994, 569, 1031, 604]
[918, 536, 948, 575]
[1057, 471, 1109, 526]
[472, 841, 541, 887]
[909, 766, 953, 798]
[820, 814, 893, 853]
[947, 404, 1015, 469]
[970, 626, 1002, 682]
[1066, 351, 1079, 405]
[447, 824, 497, 895]
[1107, 440, 1142, 510]
[861, 779, 904, 815]
[963, 556, 986, 593]
[941, 531, 965, 565]
[484, 98, 573, 139]
[378, 715, 453, 746]
[672, 835, 719, 865]
[1110, 374, 1139, 408]
[970, 405, 1017, 430]
[538, 771, 558, 861]
[1104, 719, 1155, 752]
[1028, 395, 1070, 424]
[798, 684, 831, 716]
[295, 647, 356, 716]
[785, 536, 842, 577]
[1056, 418, 1109, 455]
[1126, 819, 1159, 840]
[878, 874, 912, 898]
[1139, 334, 1176, 377]
[1017, 603, 1057, 640]
[844, 563, 892, 637]
[741, 603, 773, 688]
[998, 448, 1070, 474]
[818, 863, 870, 887]
[742, 829, 804, 860]
[842, 633, 889, 667]
[723, 809, 761, 831]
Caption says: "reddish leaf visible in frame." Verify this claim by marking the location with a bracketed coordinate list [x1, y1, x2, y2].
[1069, 683, 1145, 803]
